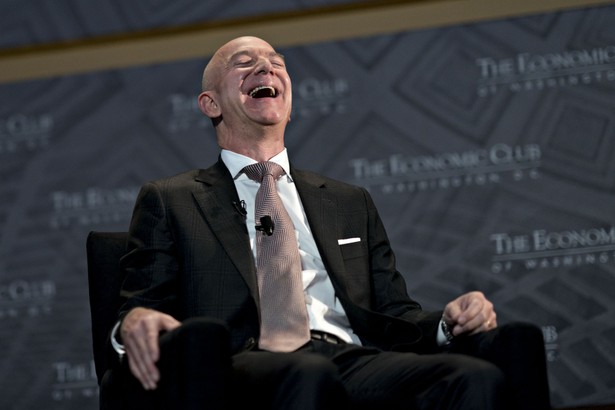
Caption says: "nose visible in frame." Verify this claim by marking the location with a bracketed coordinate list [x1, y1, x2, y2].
[254, 57, 273, 75]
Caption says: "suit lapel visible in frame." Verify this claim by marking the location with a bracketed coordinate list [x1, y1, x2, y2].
[292, 168, 350, 293]
[293, 168, 422, 347]
[192, 159, 259, 302]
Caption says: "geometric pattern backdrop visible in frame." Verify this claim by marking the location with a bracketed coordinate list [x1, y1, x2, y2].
[0, 0, 360, 49]
[1, 3, 614, 409]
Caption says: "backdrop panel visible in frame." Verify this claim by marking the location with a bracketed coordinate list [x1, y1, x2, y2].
[0, 4, 613, 409]
[0, 0, 363, 49]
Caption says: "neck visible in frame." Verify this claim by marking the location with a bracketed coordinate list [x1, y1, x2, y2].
[217, 125, 285, 162]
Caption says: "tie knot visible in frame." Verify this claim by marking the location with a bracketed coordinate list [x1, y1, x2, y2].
[243, 161, 285, 183]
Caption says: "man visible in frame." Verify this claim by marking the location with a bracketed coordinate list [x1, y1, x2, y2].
[111, 36, 551, 409]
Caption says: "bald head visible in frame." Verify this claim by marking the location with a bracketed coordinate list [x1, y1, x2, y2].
[197, 35, 292, 145]
[201, 36, 277, 92]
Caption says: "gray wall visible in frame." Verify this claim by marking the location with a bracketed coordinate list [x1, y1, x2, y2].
[1, 2, 614, 409]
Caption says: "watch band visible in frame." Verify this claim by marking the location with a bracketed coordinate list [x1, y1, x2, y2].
[441, 319, 455, 344]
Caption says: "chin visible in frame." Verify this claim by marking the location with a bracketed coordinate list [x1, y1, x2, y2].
[251, 112, 287, 126]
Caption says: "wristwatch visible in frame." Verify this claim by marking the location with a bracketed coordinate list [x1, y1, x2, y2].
[441, 319, 455, 344]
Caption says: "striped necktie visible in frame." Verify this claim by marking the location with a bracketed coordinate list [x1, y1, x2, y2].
[242, 161, 311, 352]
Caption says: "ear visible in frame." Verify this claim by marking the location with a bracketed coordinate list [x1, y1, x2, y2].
[198, 91, 221, 119]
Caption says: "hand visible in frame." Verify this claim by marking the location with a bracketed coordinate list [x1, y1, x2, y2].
[120, 307, 181, 390]
[442, 291, 497, 337]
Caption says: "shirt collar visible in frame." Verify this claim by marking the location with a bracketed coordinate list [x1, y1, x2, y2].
[221, 148, 292, 181]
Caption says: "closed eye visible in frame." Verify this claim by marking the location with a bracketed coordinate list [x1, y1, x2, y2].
[234, 59, 253, 67]
[271, 58, 285, 68]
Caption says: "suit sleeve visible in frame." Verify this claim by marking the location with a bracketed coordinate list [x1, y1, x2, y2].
[362, 187, 443, 349]
[118, 181, 180, 319]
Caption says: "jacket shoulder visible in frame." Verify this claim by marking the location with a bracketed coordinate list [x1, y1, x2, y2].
[292, 167, 366, 193]
[144, 160, 227, 191]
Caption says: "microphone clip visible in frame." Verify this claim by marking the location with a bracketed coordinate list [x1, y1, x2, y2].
[255, 215, 275, 236]
[233, 200, 247, 218]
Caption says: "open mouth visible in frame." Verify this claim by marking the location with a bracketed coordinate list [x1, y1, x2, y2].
[248, 85, 278, 99]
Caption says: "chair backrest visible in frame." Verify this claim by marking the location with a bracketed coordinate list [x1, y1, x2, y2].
[86, 231, 128, 384]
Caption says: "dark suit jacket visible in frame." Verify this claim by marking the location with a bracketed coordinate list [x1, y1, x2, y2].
[119, 158, 443, 354]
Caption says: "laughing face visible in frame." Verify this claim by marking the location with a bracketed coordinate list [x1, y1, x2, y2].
[199, 37, 292, 133]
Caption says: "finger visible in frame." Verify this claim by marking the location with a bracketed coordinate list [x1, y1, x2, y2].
[135, 314, 179, 386]
[457, 298, 495, 335]
[125, 341, 152, 389]
[145, 315, 179, 364]
[120, 309, 179, 390]
[138, 322, 162, 388]
[123, 318, 161, 389]
[443, 300, 463, 324]
[466, 307, 497, 335]
[160, 315, 181, 332]
[126, 330, 159, 390]
[126, 348, 153, 390]
[485, 312, 497, 330]
[453, 298, 483, 332]
[144, 321, 161, 363]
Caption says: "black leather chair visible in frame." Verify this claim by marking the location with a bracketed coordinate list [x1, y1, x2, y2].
[86, 231, 128, 385]
[86, 231, 233, 409]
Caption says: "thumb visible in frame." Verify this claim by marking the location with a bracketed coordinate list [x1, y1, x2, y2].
[159, 315, 181, 332]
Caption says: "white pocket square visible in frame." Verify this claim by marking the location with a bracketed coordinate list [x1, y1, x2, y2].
[338, 237, 361, 245]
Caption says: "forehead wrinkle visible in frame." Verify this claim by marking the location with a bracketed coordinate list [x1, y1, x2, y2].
[227, 50, 285, 64]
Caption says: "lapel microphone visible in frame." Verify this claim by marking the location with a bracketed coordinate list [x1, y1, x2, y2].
[255, 216, 275, 236]
[233, 200, 247, 217]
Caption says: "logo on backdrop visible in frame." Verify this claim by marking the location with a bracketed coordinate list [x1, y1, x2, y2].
[350, 143, 540, 194]
[51, 360, 98, 401]
[541, 325, 559, 362]
[476, 45, 615, 96]
[0, 113, 54, 154]
[0, 278, 56, 318]
[292, 78, 349, 118]
[167, 93, 210, 132]
[50, 186, 139, 229]
[490, 226, 615, 273]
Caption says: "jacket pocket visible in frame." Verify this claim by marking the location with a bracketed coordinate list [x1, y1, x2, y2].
[339, 241, 364, 260]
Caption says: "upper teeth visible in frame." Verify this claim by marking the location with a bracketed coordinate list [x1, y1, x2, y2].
[249, 86, 276, 97]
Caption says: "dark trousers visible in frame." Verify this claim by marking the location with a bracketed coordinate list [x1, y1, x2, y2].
[100, 320, 551, 410]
